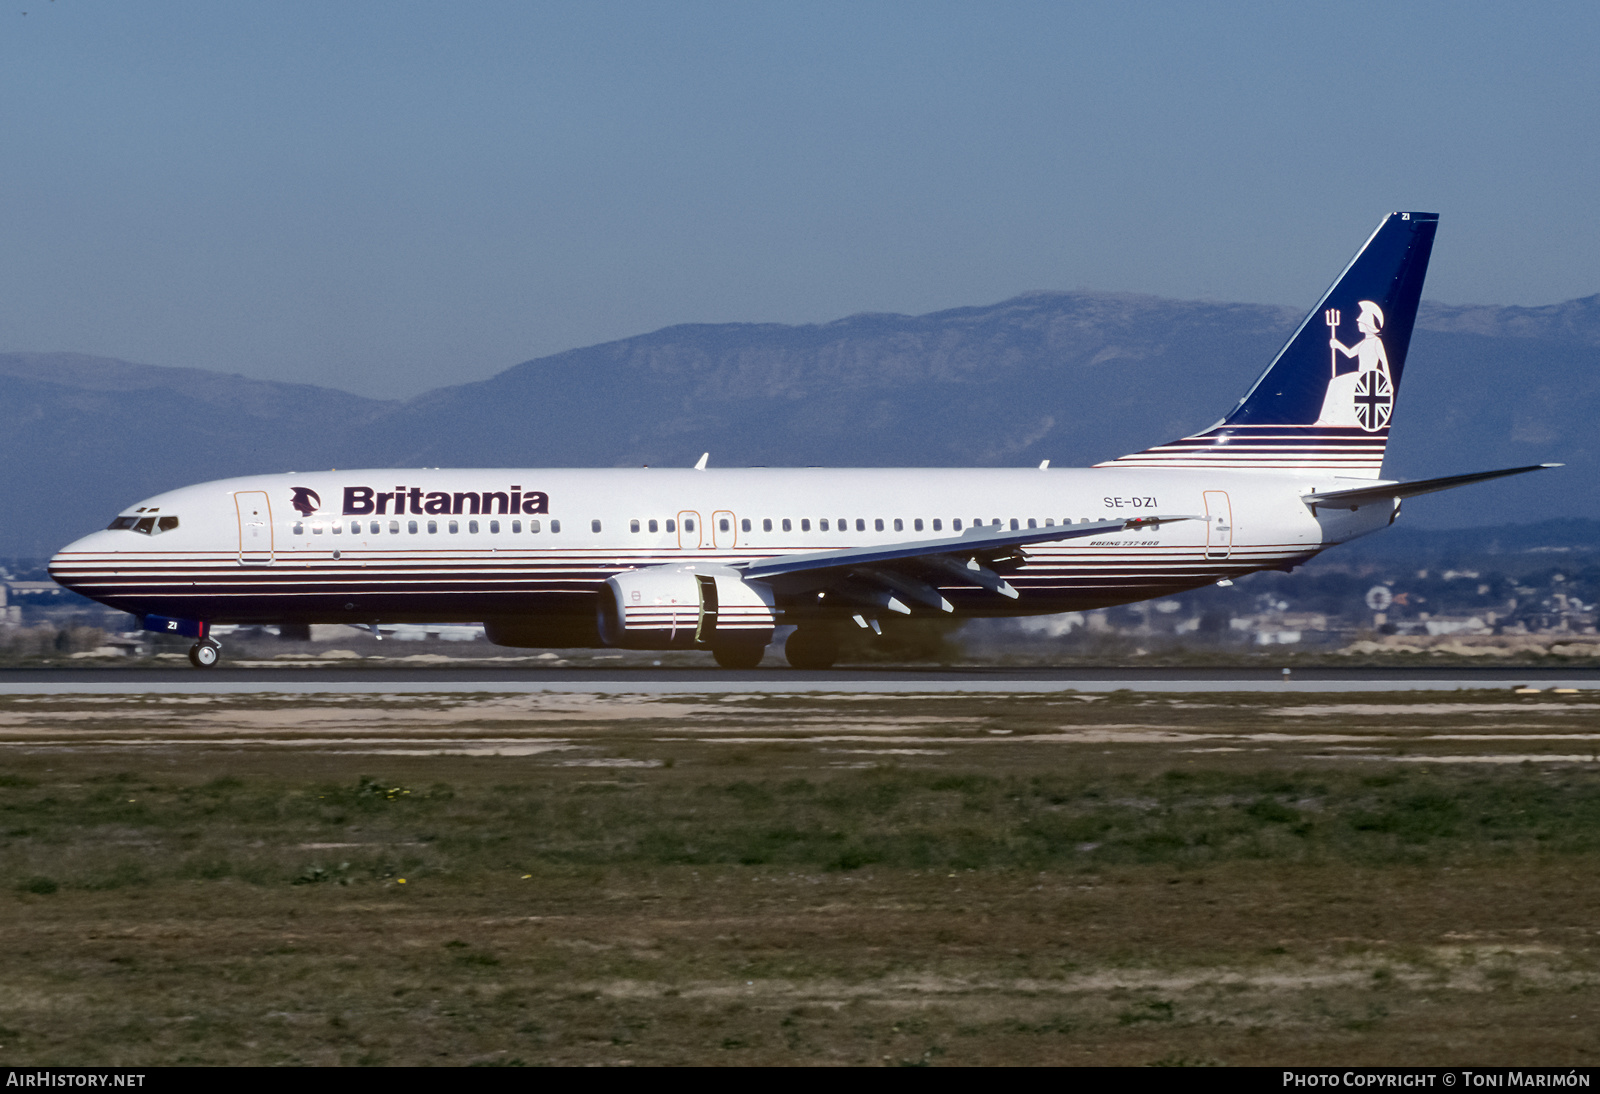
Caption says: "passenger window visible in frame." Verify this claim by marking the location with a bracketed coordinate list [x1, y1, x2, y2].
[719, 518, 730, 533]
[408, 521, 418, 534]
[427, 521, 438, 534]
[874, 519, 883, 532]
[1044, 518, 1054, 526]
[511, 520, 520, 532]
[648, 519, 658, 533]
[952, 519, 962, 531]
[1012, 519, 1021, 530]
[630, 520, 640, 533]
[448, 521, 459, 534]
[856, 519, 866, 532]
[893, 518, 903, 532]
[592, 520, 601, 533]
[469, 521, 479, 534]
[781, 519, 791, 532]
[530, 520, 541, 532]
[742, 518, 752, 533]
[913, 518, 923, 532]
[666, 519, 675, 533]
[387, 521, 398, 534]
[551, 520, 561, 533]
[331, 522, 342, 534]
[292, 521, 304, 536]
[312, 523, 323, 535]
[158, 516, 180, 533]
[820, 519, 828, 531]
[489, 520, 499, 534]
[683, 519, 693, 532]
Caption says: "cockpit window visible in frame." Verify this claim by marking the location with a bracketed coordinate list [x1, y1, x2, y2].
[107, 514, 180, 535]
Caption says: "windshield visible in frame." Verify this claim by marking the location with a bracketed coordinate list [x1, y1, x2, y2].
[106, 514, 180, 535]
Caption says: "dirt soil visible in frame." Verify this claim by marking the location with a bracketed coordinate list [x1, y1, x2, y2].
[2, 688, 1597, 1066]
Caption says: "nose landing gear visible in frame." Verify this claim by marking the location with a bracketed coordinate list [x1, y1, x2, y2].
[188, 639, 222, 669]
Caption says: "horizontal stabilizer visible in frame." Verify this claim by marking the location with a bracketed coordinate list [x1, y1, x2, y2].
[738, 515, 1203, 582]
[1303, 464, 1561, 511]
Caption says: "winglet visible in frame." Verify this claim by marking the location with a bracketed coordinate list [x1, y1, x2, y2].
[693, 453, 709, 471]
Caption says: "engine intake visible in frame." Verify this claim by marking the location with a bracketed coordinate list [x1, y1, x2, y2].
[598, 564, 776, 650]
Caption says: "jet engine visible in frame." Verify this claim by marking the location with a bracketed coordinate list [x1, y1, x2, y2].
[597, 564, 776, 650]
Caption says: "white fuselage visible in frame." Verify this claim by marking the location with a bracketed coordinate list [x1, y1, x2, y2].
[48, 465, 1394, 631]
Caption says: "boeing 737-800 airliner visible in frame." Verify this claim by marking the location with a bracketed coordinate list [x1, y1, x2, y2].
[48, 213, 1555, 668]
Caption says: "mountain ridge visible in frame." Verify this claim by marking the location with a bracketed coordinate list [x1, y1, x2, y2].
[6, 289, 1597, 555]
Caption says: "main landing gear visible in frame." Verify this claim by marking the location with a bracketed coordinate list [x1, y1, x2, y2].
[188, 638, 222, 669]
[783, 626, 839, 670]
[711, 641, 766, 670]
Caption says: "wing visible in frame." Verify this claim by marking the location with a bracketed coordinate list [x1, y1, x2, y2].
[736, 515, 1204, 615]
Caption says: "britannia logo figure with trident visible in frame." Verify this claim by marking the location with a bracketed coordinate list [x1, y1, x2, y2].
[1315, 299, 1393, 431]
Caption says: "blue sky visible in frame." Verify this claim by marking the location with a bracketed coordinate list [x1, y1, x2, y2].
[3, 1, 1596, 397]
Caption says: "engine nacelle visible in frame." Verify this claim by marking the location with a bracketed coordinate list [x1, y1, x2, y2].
[597, 564, 776, 650]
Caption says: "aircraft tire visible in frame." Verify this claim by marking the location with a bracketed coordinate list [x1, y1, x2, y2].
[188, 642, 220, 669]
[711, 641, 766, 670]
[784, 627, 839, 670]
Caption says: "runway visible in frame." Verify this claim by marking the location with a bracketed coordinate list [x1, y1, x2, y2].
[3, 664, 1599, 694]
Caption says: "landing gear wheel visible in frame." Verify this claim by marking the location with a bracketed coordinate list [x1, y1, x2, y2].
[711, 642, 766, 670]
[188, 641, 221, 669]
[785, 627, 839, 670]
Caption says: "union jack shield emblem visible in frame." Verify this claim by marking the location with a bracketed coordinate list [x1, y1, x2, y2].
[1352, 370, 1393, 432]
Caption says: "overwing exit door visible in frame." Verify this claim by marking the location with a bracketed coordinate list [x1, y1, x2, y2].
[676, 511, 707, 550]
[235, 491, 274, 565]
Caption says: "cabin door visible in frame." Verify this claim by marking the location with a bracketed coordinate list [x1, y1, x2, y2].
[235, 491, 274, 565]
[712, 510, 737, 550]
[1203, 490, 1233, 560]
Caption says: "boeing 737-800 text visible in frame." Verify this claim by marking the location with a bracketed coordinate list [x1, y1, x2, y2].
[48, 213, 1556, 668]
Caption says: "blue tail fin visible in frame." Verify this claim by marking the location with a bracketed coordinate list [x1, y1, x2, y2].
[1106, 211, 1438, 477]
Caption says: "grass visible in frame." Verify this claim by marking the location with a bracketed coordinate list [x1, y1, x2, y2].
[6, 765, 1600, 888]
[1, 689, 1598, 1064]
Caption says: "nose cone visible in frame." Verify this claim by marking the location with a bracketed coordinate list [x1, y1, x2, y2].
[47, 529, 120, 597]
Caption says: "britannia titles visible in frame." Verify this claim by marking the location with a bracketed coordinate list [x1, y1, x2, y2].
[341, 485, 549, 517]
